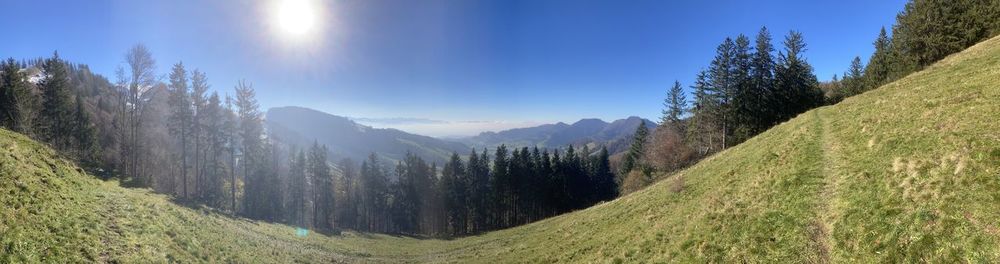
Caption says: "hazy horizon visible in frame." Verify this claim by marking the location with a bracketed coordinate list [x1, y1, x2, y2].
[4, 0, 904, 127]
[4, 0, 998, 262]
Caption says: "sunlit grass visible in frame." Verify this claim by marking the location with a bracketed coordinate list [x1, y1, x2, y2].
[1, 36, 999, 263]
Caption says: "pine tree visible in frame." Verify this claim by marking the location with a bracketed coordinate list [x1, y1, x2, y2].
[391, 152, 432, 234]
[843, 56, 866, 97]
[549, 150, 568, 213]
[687, 70, 720, 155]
[0, 58, 35, 134]
[561, 146, 577, 209]
[751, 27, 776, 128]
[774, 31, 822, 121]
[730, 34, 755, 143]
[336, 158, 358, 230]
[38, 52, 75, 150]
[491, 145, 510, 228]
[235, 80, 264, 217]
[537, 149, 554, 217]
[360, 153, 389, 232]
[202, 92, 227, 207]
[72, 94, 98, 165]
[167, 62, 193, 198]
[255, 142, 284, 222]
[190, 70, 209, 200]
[441, 152, 467, 235]
[863, 27, 893, 91]
[224, 95, 240, 212]
[591, 147, 617, 202]
[466, 148, 490, 233]
[708, 38, 736, 148]
[620, 121, 648, 175]
[527, 147, 545, 221]
[309, 143, 335, 230]
[661, 80, 687, 128]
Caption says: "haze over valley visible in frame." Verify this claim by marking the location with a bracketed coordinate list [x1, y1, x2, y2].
[2, 0, 999, 263]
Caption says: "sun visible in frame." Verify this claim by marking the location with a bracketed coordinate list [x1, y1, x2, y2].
[270, 0, 322, 41]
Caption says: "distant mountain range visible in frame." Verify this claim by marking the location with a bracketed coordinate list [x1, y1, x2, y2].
[266, 106, 469, 165]
[458, 116, 656, 154]
[267, 106, 655, 164]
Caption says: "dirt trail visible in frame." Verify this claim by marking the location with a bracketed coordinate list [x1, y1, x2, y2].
[810, 109, 844, 264]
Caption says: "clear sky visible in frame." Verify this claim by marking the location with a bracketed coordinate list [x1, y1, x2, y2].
[3, 0, 906, 136]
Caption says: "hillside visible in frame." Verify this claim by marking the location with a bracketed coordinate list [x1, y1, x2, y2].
[3, 35, 1000, 263]
[266, 106, 469, 164]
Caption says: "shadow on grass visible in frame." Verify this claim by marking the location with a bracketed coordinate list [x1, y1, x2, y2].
[102, 178, 488, 242]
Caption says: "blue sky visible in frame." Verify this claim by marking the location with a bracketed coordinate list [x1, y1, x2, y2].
[3, 0, 905, 136]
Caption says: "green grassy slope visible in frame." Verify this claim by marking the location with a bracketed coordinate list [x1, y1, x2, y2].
[3, 36, 1000, 263]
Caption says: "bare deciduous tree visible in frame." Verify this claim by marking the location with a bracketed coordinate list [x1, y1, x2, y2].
[115, 44, 157, 186]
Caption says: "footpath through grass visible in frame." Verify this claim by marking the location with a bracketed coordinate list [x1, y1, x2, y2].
[2, 36, 1000, 263]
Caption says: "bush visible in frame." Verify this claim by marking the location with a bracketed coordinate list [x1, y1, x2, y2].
[645, 125, 694, 173]
[619, 169, 651, 195]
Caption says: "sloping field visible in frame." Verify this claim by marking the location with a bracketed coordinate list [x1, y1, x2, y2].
[2, 36, 1000, 263]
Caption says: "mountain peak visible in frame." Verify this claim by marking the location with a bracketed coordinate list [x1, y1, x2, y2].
[572, 118, 609, 126]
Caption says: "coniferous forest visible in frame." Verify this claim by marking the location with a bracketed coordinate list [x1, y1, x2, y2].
[1, 0, 998, 239]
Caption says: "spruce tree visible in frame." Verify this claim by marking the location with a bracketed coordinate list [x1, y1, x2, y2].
[223, 95, 240, 212]
[235, 80, 264, 217]
[751, 27, 776, 128]
[441, 152, 467, 235]
[1, 58, 36, 134]
[844, 56, 866, 97]
[687, 70, 719, 154]
[466, 148, 490, 233]
[774, 31, 822, 121]
[72, 94, 98, 165]
[336, 158, 358, 230]
[591, 147, 617, 202]
[190, 70, 209, 199]
[288, 150, 308, 227]
[167, 62, 193, 198]
[309, 143, 334, 230]
[731, 34, 755, 143]
[708, 38, 736, 148]
[661, 80, 687, 128]
[201, 92, 227, 207]
[491, 145, 510, 228]
[863, 27, 893, 91]
[621, 121, 648, 175]
[38, 52, 74, 150]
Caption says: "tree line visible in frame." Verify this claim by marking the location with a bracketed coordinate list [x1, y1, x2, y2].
[617, 0, 1000, 193]
[829, 0, 1000, 102]
[0, 45, 617, 237]
[0, 54, 98, 167]
[617, 28, 824, 193]
[284, 144, 616, 236]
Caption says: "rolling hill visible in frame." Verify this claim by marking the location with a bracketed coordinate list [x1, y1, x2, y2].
[3, 35, 1000, 263]
[266, 106, 470, 165]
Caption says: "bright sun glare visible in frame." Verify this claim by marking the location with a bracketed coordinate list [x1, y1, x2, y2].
[272, 0, 321, 40]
